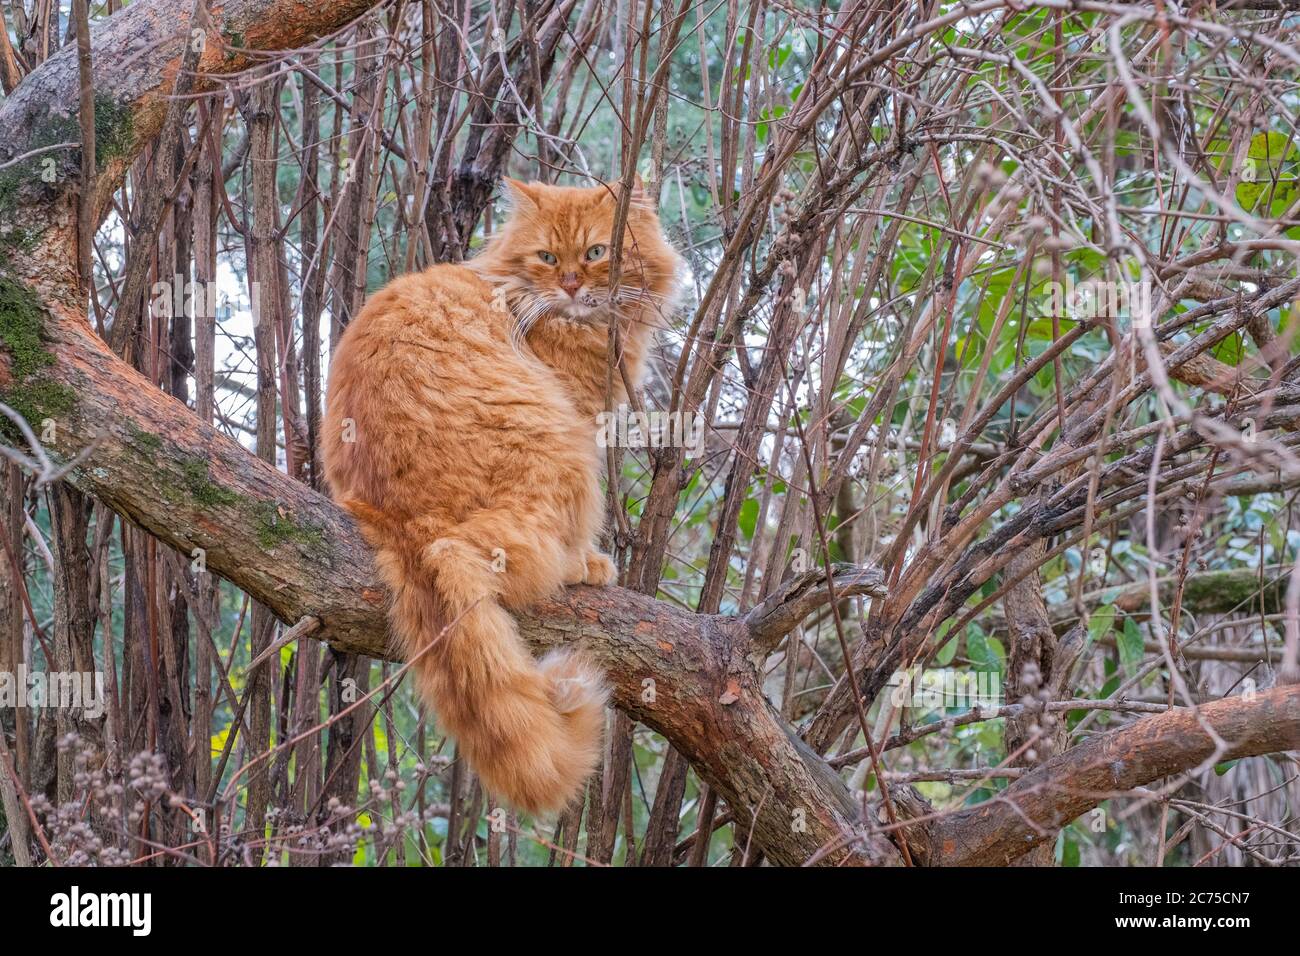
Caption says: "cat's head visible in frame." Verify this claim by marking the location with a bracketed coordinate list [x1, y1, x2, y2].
[474, 177, 681, 327]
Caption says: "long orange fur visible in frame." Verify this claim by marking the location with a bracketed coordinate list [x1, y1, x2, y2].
[323, 178, 681, 814]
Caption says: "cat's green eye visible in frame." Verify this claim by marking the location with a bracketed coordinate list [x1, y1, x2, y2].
[538, 250, 557, 265]
[585, 244, 607, 262]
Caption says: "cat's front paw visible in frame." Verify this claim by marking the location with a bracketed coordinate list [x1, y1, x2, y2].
[583, 551, 617, 586]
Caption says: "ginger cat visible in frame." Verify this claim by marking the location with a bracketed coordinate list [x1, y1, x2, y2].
[323, 178, 681, 814]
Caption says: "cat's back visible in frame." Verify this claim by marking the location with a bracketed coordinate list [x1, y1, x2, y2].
[327, 262, 534, 445]
[336, 263, 501, 356]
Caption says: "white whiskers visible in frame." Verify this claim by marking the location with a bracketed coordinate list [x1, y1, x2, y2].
[491, 283, 675, 356]
[509, 293, 550, 356]
[611, 287, 674, 324]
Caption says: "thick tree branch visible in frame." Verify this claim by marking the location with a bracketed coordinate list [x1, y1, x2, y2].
[901, 684, 1300, 866]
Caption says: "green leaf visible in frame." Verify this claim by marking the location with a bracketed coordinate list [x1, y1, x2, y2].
[1213, 331, 1243, 367]
[1060, 836, 1081, 867]
[1087, 604, 1117, 646]
[934, 623, 959, 666]
[966, 627, 990, 666]
[1118, 616, 1144, 673]
[738, 498, 759, 540]
[767, 44, 791, 70]
[986, 636, 1006, 670]
[1236, 131, 1297, 215]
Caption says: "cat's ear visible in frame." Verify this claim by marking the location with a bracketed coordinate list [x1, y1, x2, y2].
[604, 173, 655, 211]
[629, 173, 653, 209]
[501, 178, 540, 211]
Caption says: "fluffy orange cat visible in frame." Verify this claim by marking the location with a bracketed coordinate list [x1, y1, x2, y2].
[323, 178, 681, 814]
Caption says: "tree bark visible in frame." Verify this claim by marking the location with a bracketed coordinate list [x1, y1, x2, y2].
[903, 683, 1300, 866]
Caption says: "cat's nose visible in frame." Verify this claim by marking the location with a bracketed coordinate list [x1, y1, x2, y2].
[559, 272, 582, 297]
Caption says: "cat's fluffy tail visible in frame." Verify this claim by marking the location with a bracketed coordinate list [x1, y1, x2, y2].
[373, 534, 607, 816]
